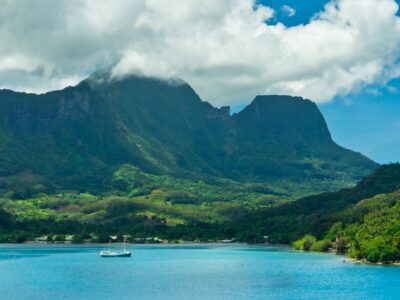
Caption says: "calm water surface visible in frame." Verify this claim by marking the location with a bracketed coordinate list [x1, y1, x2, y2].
[0, 244, 398, 300]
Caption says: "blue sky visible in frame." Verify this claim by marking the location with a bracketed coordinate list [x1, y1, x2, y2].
[254, 0, 400, 164]
[259, 0, 329, 26]
[320, 82, 400, 164]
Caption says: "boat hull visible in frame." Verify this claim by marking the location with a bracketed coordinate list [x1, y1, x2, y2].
[100, 251, 131, 257]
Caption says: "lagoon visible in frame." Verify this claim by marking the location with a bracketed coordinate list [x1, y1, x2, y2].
[0, 244, 399, 300]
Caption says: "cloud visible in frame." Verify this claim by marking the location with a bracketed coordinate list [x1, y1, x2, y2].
[281, 5, 296, 17]
[0, 0, 399, 106]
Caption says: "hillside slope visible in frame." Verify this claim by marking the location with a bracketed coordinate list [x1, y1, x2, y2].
[235, 164, 400, 244]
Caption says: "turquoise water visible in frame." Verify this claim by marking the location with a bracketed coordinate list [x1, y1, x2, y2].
[0, 244, 399, 300]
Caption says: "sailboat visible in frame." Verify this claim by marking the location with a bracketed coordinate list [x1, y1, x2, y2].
[100, 235, 131, 257]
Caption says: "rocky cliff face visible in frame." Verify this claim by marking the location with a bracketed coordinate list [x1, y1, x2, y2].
[0, 71, 377, 193]
[234, 96, 332, 143]
[0, 83, 106, 131]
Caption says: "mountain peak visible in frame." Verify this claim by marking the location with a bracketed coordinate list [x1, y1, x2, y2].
[234, 94, 332, 145]
[241, 95, 320, 120]
[248, 95, 315, 114]
[252, 94, 306, 103]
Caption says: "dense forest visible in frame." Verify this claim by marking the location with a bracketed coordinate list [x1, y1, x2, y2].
[291, 190, 400, 263]
[235, 164, 400, 263]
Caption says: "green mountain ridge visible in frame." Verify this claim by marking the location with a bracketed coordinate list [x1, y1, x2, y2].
[0, 71, 377, 198]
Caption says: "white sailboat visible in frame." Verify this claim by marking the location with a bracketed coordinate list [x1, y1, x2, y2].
[100, 235, 131, 257]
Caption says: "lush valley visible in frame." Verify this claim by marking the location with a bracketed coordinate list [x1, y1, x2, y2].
[0, 164, 289, 243]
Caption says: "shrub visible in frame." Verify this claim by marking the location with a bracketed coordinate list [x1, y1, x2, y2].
[310, 240, 331, 252]
[292, 235, 317, 251]
[348, 247, 361, 259]
[362, 238, 400, 263]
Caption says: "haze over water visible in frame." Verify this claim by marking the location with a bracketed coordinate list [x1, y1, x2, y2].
[0, 244, 398, 300]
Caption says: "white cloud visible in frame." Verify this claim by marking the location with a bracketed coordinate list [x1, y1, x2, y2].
[0, 0, 399, 106]
[281, 5, 296, 17]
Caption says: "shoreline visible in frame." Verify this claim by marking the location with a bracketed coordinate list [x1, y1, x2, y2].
[2, 240, 292, 248]
[346, 257, 400, 266]
[289, 248, 400, 266]
[2, 241, 399, 265]
[1, 240, 251, 246]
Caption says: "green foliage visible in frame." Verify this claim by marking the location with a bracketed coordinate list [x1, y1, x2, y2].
[165, 192, 197, 205]
[112, 165, 152, 191]
[105, 198, 140, 217]
[234, 164, 400, 245]
[324, 222, 344, 241]
[337, 192, 400, 262]
[322, 179, 400, 261]
[54, 234, 66, 242]
[0, 164, 290, 243]
[348, 247, 361, 259]
[0, 232, 28, 243]
[231, 164, 400, 263]
[292, 235, 317, 251]
[360, 237, 400, 263]
[310, 240, 332, 252]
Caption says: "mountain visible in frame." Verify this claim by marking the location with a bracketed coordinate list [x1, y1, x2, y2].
[230, 96, 373, 180]
[0, 71, 377, 197]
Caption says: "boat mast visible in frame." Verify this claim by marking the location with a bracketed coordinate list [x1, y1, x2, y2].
[123, 236, 126, 252]
[122, 234, 130, 253]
